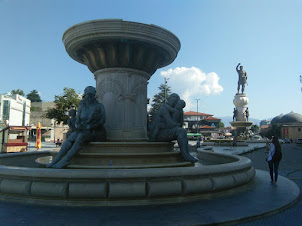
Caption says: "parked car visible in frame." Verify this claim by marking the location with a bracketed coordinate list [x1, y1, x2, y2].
[285, 139, 291, 143]
[250, 135, 262, 140]
[296, 138, 302, 145]
[278, 139, 285, 144]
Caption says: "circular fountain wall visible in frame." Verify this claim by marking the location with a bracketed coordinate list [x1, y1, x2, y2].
[0, 150, 255, 206]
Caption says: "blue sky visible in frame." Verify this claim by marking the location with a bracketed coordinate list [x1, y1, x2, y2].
[0, 0, 301, 120]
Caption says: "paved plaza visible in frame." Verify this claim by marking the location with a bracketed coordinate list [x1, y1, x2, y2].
[0, 142, 301, 225]
[239, 143, 302, 226]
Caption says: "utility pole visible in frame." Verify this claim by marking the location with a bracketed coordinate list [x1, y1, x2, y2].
[195, 99, 200, 134]
[164, 77, 169, 103]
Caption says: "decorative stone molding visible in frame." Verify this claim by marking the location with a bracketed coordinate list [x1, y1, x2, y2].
[63, 19, 181, 74]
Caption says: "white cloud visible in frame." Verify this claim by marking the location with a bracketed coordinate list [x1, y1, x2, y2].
[160, 67, 223, 111]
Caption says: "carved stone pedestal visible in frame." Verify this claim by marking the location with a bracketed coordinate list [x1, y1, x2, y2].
[63, 19, 181, 141]
[94, 68, 149, 141]
[230, 93, 253, 131]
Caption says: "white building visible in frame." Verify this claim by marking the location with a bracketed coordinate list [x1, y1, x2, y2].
[0, 94, 31, 127]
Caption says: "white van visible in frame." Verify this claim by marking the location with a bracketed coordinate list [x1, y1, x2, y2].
[296, 138, 302, 145]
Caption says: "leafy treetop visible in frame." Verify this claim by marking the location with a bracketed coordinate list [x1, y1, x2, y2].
[11, 89, 25, 96]
[149, 83, 171, 119]
[46, 87, 82, 124]
[26, 89, 42, 102]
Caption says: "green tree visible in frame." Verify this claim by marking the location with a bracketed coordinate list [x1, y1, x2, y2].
[266, 124, 282, 139]
[11, 89, 25, 96]
[219, 121, 225, 128]
[251, 124, 260, 133]
[26, 89, 42, 102]
[149, 83, 171, 118]
[46, 87, 81, 124]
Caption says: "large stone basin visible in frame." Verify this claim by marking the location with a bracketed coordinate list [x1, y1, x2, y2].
[0, 150, 255, 206]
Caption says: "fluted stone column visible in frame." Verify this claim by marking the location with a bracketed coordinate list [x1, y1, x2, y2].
[95, 68, 149, 140]
[63, 19, 180, 141]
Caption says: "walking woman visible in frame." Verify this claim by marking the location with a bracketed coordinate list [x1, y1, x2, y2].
[266, 136, 282, 185]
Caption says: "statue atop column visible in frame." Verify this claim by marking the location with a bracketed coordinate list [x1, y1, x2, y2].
[47, 86, 106, 168]
[148, 93, 198, 163]
[245, 107, 249, 121]
[233, 108, 238, 121]
[236, 63, 248, 94]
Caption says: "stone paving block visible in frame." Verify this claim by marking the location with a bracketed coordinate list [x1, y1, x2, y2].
[212, 175, 235, 191]
[147, 179, 182, 197]
[183, 177, 213, 194]
[31, 181, 67, 198]
[109, 181, 146, 198]
[0, 179, 31, 196]
[69, 182, 107, 199]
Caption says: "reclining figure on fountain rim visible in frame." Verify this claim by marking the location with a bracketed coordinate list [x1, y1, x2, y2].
[149, 93, 198, 163]
[47, 86, 106, 169]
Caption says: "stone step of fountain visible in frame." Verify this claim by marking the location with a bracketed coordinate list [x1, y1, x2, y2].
[66, 162, 194, 169]
[80, 142, 175, 153]
[70, 151, 183, 166]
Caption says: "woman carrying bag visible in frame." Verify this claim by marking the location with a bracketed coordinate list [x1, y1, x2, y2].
[266, 136, 282, 185]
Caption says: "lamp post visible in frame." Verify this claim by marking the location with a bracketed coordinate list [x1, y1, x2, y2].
[195, 99, 200, 134]
[164, 77, 169, 103]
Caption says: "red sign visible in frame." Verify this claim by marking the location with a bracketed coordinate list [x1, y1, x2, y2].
[283, 128, 288, 136]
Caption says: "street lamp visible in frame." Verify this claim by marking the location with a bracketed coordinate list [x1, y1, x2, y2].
[195, 99, 200, 134]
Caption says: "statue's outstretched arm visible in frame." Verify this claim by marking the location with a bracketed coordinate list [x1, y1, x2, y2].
[236, 63, 240, 71]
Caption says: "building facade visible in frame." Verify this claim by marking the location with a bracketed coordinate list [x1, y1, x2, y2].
[270, 112, 302, 140]
[0, 94, 31, 127]
[30, 102, 69, 142]
[183, 111, 221, 135]
[260, 119, 271, 127]
[281, 123, 302, 140]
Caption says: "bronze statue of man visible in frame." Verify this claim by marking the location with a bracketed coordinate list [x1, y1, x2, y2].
[236, 63, 248, 94]
[233, 108, 238, 122]
[245, 107, 249, 121]
[47, 86, 106, 168]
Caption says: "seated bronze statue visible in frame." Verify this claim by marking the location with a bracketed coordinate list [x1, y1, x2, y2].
[149, 93, 198, 163]
[47, 86, 106, 168]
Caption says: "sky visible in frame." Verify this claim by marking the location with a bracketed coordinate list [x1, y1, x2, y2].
[0, 0, 301, 120]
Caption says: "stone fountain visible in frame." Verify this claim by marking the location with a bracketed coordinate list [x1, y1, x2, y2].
[0, 20, 255, 206]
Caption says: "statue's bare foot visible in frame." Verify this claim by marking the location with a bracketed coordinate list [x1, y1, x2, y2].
[46, 163, 53, 168]
[46, 161, 57, 168]
[52, 160, 69, 169]
[182, 152, 198, 163]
